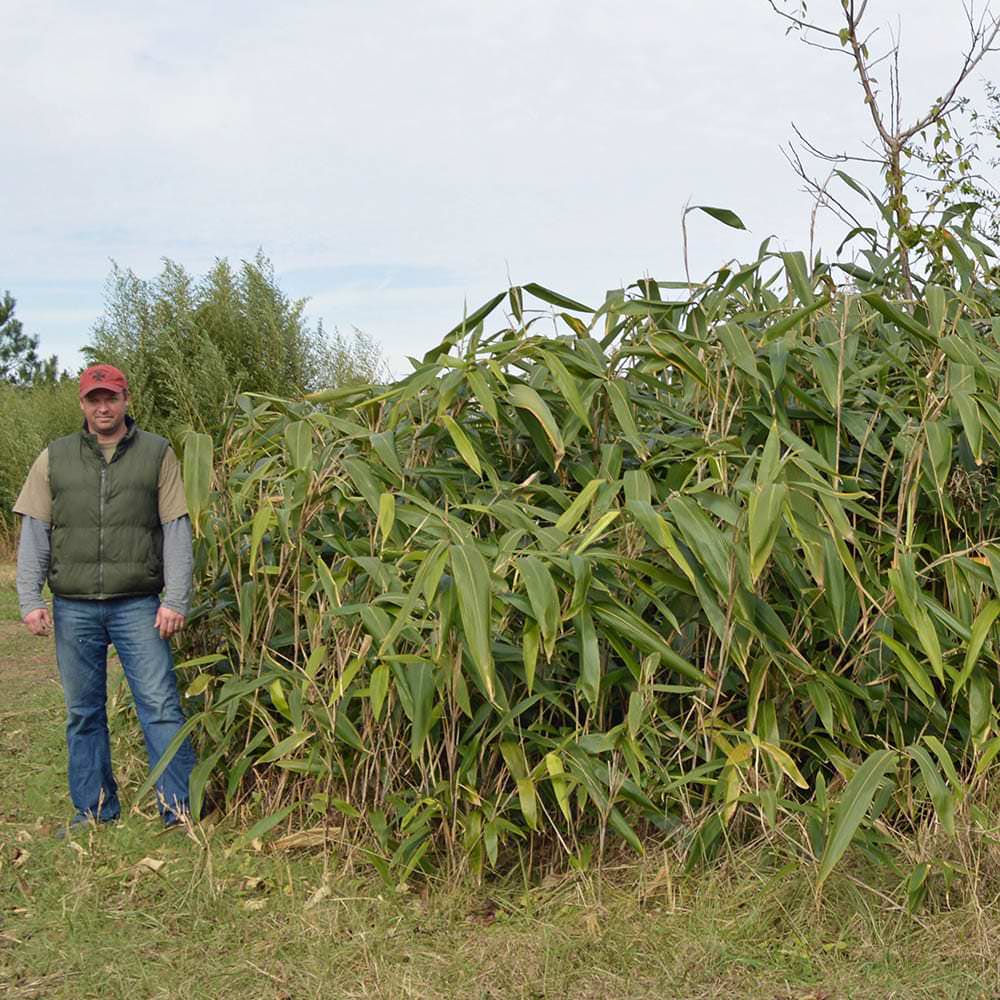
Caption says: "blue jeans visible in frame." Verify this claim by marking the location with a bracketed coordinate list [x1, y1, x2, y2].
[53, 594, 196, 824]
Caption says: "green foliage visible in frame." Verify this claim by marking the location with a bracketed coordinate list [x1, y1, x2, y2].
[0, 379, 81, 537]
[171, 221, 1000, 884]
[0, 291, 59, 385]
[911, 82, 1000, 247]
[84, 253, 387, 441]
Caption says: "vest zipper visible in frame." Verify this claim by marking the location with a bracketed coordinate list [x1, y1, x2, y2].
[99, 463, 106, 598]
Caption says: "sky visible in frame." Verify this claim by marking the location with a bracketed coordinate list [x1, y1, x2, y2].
[2, 1, 997, 377]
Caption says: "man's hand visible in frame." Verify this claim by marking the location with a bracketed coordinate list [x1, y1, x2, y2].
[23, 608, 52, 636]
[155, 606, 186, 640]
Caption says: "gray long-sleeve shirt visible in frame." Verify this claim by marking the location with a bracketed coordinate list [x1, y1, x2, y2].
[16, 514, 194, 619]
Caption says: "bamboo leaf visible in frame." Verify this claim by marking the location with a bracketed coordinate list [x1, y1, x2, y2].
[605, 379, 648, 459]
[627, 500, 674, 551]
[249, 503, 272, 573]
[541, 350, 592, 430]
[817, 749, 897, 890]
[258, 730, 315, 764]
[782, 251, 815, 306]
[522, 282, 594, 312]
[517, 556, 560, 659]
[906, 744, 955, 835]
[284, 420, 313, 471]
[756, 739, 809, 789]
[440, 415, 483, 476]
[688, 205, 747, 230]
[666, 495, 731, 595]
[545, 753, 573, 823]
[369, 663, 390, 721]
[718, 322, 760, 379]
[574, 510, 620, 555]
[342, 456, 382, 514]
[748, 483, 788, 582]
[424, 292, 506, 361]
[761, 297, 831, 343]
[405, 661, 436, 762]
[523, 621, 539, 693]
[466, 369, 499, 424]
[970, 671, 993, 748]
[923, 735, 962, 795]
[576, 608, 600, 705]
[862, 293, 935, 346]
[608, 807, 644, 854]
[975, 735, 1000, 775]
[182, 431, 213, 530]
[516, 777, 539, 830]
[185, 673, 216, 697]
[135, 713, 207, 801]
[592, 603, 707, 684]
[877, 634, 936, 700]
[509, 384, 565, 464]
[954, 392, 983, 465]
[953, 598, 1000, 694]
[450, 543, 497, 701]
[377, 492, 396, 545]
[229, 804, 297, 853]
[555, 478, 604, 533]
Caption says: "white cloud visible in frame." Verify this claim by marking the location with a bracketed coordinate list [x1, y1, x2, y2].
[1, 1, 994, 372]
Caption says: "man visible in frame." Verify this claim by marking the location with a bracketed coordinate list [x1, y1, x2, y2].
[14, 364, 197, 831]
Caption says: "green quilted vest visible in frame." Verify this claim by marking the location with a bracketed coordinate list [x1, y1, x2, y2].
[48, 420, 168, 599]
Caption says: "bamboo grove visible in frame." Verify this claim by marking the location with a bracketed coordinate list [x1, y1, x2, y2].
[163, 226, 1000, 889]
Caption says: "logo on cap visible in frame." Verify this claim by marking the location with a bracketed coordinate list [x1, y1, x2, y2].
[79, 364, 128, 398]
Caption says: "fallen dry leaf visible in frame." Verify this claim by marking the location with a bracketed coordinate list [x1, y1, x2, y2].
[304, 883, 330, 910]
[271, 827, 338, 851]
[135, 857, 167, 874]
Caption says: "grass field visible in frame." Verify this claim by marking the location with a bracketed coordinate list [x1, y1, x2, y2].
[3, 565, 1000, 999]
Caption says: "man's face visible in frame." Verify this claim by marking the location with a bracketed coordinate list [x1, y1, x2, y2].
[80, 389, 128, 437]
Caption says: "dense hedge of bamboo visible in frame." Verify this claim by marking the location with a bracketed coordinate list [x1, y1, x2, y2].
[167, 239, 1000, 888]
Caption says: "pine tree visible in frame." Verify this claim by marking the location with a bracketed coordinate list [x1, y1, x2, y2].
[0, 292, 59, 384]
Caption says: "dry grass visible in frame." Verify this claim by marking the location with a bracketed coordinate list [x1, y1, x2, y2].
[3, 564, 1000, 998]
[4, 821, 1000, 999]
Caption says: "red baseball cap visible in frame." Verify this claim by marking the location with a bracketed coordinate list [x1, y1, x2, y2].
[79, 364, 129, 398]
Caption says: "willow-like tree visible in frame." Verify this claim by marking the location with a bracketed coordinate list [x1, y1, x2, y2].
[85, 253, 387, 439]
[772, 0, 1000, 294]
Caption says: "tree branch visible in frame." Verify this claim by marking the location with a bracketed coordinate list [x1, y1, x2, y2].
[766, 0, 843, 39]
[789, 122, 884, 165]
[900, 16, 1000, 140]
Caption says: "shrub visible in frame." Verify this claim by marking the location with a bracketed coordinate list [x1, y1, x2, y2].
[170, 237, 1000, 884]
[86, 253, 387, 441]
[0, 379, 81, 540]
